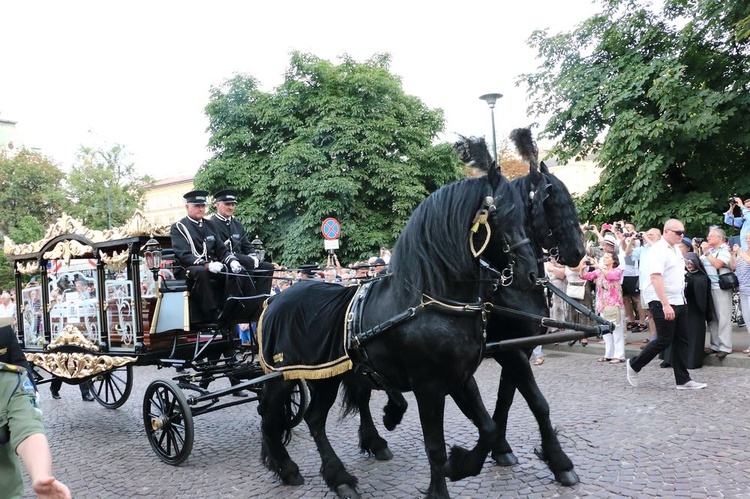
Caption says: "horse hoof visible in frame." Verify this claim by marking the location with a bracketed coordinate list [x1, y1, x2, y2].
[554, 469, 579, 486]
[335, 484, 361, 499]
[493, 452, 518, 466]
[281, 470, 304, 486]
[373, 447, 393, 461]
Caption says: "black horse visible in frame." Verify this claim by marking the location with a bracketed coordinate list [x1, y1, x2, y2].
[345, 127, 587, 486]
[486, 127, 585, 485]
[257, 137, 538, 499]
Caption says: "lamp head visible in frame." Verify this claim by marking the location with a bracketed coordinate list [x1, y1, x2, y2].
[479, 93, 504, 109]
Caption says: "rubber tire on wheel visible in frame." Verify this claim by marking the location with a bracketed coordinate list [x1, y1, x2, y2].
[143, 379, 194, 466]
[90, 364, 134, 409]
[289, 379, 309, 428]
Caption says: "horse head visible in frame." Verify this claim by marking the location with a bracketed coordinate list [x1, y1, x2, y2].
[509, 128, 586, 268]
[454, 136, 538, 291]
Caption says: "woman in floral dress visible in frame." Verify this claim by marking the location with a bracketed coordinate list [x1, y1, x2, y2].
[581, 251, 625, 363]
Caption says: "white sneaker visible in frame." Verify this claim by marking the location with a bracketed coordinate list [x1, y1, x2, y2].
[676, 380, 707, 390]
[626, 358, 638, 387]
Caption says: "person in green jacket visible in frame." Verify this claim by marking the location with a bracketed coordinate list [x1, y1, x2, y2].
[0, 362, 70, 499]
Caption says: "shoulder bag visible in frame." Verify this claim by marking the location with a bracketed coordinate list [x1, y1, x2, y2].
[718, 267, 739, 291]
[566, 281, 587, 300]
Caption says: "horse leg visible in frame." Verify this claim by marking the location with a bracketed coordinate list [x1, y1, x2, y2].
[383, 390, 408, 431]
[445, 377, 497, 480]
[307, 378, 360, 499]
[414, 391, 451, 499]
[259, 379, 304, 485]
[343, 383, 393, 461]
[490, 354, 519, 466]
[502, 350, 578, 486]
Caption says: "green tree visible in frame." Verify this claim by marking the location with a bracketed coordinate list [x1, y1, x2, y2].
[198, 52, 462, 266]
[519, 0, 750, 235]
[0, 149, 66, 236]
[7, 215, 45, 244]
[66, 145, 153, 230]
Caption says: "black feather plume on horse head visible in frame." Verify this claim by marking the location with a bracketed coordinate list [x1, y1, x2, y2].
[453, 135, 499, 186]
[509, 127, 540, 175]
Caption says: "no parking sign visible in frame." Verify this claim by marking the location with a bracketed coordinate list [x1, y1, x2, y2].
[322, 217, 340, 251]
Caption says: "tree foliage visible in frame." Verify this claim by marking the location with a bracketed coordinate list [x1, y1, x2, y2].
[66, 145, 153, 230]
[520, 0, 750, 235]
[0, 149, 66, 236]
[198, 52, 463, 266]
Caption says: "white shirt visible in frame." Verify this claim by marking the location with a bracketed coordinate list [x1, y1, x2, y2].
[700, 244, 731, 290]
[0, 302, 14, 318]
[640, 237, 685, 305]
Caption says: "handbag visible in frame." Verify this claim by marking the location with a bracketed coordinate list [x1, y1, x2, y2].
[718, 269, 739, 291]
[566, 281, 586, 300]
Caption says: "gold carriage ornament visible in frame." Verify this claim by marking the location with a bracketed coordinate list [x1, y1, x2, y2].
[24, 325, 136, 379]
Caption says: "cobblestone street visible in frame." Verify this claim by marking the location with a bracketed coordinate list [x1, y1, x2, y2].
[29, 351, 750, 498]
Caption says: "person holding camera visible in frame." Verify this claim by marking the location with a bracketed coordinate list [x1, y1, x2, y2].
[581, 250, 625, 363]
[732, 232, 750, 355]
[724, 196, 750, 250]
[700, 227, 733, 358]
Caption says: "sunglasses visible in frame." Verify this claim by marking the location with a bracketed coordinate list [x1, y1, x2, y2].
[666, 229, 685, 236]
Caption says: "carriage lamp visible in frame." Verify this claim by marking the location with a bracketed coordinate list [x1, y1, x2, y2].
[479, 93, 503, 164]
[141, 238, 162, 283]
[250, 236, 266, 261]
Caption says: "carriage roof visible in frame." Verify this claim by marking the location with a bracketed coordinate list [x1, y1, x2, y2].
[3, 211, 171, 267]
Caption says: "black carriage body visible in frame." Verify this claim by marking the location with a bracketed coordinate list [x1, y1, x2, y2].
[5, 214, 236, 376]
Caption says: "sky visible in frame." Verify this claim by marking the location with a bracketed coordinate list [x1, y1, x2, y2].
[1, 0, 601, 179]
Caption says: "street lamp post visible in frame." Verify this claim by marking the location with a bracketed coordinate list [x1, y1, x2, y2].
[479, 93, 503, 164]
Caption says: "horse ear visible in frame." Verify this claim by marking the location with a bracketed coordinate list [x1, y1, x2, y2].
[540, 160, 550, 174]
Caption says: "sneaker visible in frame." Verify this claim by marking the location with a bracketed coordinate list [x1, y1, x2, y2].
[676, 380, 707, 390]
[626, 358, 638, 387]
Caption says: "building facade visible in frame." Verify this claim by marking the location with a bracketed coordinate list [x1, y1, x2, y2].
[141, 176, 194, 226]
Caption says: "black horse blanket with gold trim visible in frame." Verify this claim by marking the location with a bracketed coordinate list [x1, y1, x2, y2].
[258, 280, 358, 379]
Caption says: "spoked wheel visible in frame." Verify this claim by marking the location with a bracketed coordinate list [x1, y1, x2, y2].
[290, 379, 309, 428]
[143, 379, 194, 465]
[90, 364, 134, 409]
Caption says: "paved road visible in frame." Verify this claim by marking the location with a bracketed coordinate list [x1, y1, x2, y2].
[26, 352, 750, 498]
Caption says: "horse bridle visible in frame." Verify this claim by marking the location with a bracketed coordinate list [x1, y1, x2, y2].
[528, 175, 562, 264]
[471, 195, 532, 287]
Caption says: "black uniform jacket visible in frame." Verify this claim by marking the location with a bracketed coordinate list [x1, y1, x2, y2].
[170, 216, 237, 268]
[205, 214, 253, 256]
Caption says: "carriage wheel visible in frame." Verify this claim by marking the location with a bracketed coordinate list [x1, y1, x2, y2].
[143, 379, 194, 466]
[289, 379, 309, 428]
[90, 364, 133, 409]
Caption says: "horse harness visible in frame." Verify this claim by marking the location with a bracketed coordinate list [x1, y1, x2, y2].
[345, 279, 488, 390]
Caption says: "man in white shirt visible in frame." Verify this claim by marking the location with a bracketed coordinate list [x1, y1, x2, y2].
[626, 219, 707, 390]
[700, 226, 733, 358]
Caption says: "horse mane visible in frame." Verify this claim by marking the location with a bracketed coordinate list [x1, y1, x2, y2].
[390, 178, 486, 296]
[390, 137, 521, 296]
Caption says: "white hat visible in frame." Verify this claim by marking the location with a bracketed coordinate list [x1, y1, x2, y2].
[603, 234, 616, 246]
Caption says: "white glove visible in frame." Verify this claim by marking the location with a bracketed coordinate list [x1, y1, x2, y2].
[230, 260, 243, 273]
[208, 261, 223, 273]
[250, 255, 260, 269]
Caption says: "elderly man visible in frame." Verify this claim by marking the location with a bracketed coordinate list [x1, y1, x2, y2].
[700, 226, 734, 358]
[170, 190, 243, 322]
[626, 219, 707, 390]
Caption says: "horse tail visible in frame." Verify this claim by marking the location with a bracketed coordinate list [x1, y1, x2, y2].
[509, 127, 540, 172]
[340, 381, 363, 419]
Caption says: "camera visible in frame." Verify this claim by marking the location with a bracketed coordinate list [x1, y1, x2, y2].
[584, 225, 595, 231]
[635, 233, 644, 240]
[614, 222, 622, 229]
[729, 194, 739, 204]
[694, 237, 704, 244]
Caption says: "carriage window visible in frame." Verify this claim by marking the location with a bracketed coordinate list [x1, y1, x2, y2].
[105, 278, 136, 350]
[21, 281, 43, 347]
[48, 259, 101, 344]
